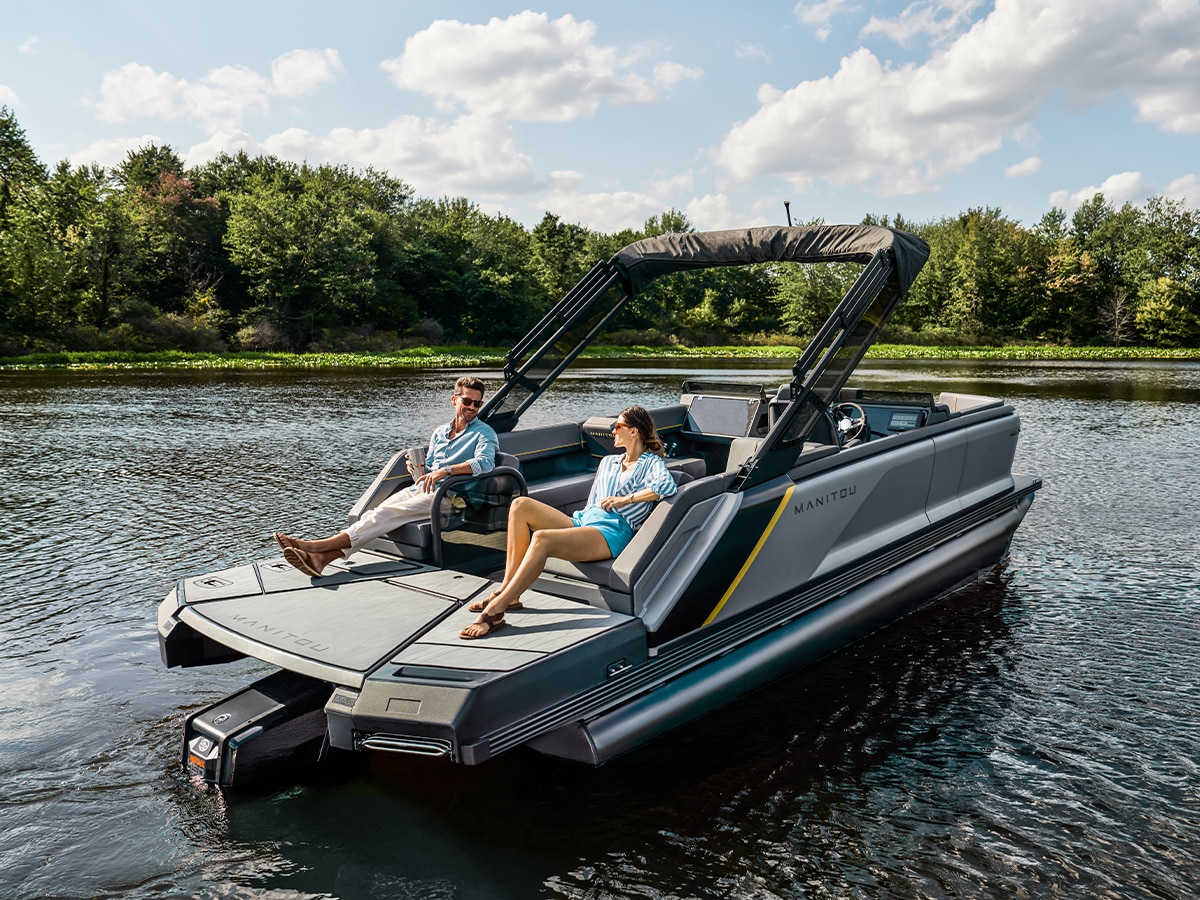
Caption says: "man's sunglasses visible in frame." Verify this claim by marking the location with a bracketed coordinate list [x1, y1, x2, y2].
[456, 395, 484, 408]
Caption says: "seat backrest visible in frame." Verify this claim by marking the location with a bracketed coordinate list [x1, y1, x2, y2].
[495, 451, 520, 470]
[665, 456, 706, 480]
[611, 474, 729, 591]
[724, 436, 764, 473]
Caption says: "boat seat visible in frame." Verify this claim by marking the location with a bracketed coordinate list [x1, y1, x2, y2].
[527, 455, 706, 513]
[539, 472, 728, 613]
[359, 452, 525, 560]
[527, 471, 596, 513]
[724, 436, 764, 473]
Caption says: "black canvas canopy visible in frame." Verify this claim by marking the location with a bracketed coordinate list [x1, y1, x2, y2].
[614, 225, 929, 297]
[481, 224, 930, 454]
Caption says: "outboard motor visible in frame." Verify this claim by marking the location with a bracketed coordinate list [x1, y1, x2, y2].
[183, 669, 332, 788]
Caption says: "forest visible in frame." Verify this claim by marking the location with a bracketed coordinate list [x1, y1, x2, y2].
[3, 105, 1200, 358]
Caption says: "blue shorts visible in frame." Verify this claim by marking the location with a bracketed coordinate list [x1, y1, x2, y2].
[572, 506, 635, 558]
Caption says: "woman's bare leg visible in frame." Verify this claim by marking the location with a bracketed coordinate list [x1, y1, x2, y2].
[495, 496, 572, 592]
[460, 525, 611, 637]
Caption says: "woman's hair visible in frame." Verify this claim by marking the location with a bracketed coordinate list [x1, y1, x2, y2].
[620, 405, 666, 457]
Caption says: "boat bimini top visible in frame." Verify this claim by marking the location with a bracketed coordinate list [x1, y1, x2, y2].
[480, 224, 931, 489]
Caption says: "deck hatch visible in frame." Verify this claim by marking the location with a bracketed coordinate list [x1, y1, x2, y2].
[178, 578, 457, 684]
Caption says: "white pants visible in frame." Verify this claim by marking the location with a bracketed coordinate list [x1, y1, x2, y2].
[343, 486, 436, 552]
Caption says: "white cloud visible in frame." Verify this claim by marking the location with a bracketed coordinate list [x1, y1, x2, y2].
[184, 129, 258, 163]
[1005, 156, 1042, 177]
[1090, 171, 1150, 204]
[270, 49, 343, 97]
[794, 0, 859, 42]
[685, 193, 752, 230]
[253, 113, 537, 195]
[68, 133, 166, 168]
[85, 50, 340, 131]
[1, 84, 18, 106]
[861, 0, 984, 45]
[735, 42, 771, 64]
[87, 62, 270, 130]
[18, 36, 39, 56]
[546, 170, 585, 192]
[1164, 174, 1200, 205]
[538, 185, 665, 233]
[1048, 171, 1150, 210]
[650, 169, 696, 195]
[654, 61, 703, 89]
[380, 11, 679, 121]
[719, 0, 1200, 197]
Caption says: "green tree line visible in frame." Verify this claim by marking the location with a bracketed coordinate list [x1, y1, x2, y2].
[3, 105, 1199, 356]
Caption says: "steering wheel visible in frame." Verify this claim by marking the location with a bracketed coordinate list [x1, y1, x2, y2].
[834, 402, 867, 443]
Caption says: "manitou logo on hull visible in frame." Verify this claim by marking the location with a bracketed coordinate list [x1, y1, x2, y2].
[794, 484, 857, 514]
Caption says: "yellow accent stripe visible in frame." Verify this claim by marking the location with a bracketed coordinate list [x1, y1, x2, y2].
[513, 442, 584, 456]
[702, 484, 795, 627]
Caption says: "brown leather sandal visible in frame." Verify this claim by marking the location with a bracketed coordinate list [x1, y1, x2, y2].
[459, 611, 506, 639]
[283, 546, 323, 578]
[468, 591, 522, 612]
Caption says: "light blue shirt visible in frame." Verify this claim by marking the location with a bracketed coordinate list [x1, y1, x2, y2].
[427, 418, 498, 477]
[585, 452, 678, 530]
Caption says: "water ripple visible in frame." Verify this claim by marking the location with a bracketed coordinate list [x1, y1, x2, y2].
[3, 364, 1200, 899]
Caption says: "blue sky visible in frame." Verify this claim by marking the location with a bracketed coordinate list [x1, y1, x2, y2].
[3, 1, 1199, 233]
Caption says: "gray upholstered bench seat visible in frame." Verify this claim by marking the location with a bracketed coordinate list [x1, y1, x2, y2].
[538, 471, 728, 614]
[527, 455, 707, 513]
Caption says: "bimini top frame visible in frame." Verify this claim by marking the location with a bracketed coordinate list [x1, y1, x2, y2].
[479, 224, 930, 487]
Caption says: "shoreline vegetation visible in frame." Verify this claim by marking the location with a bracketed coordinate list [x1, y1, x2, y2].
[5, 107, 1200, 366]
[4, 344, 1199, 371]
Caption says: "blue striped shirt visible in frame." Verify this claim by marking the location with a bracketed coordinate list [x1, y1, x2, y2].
[585, 452, 678, 531]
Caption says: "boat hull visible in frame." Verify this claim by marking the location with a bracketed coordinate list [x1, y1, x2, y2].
[526, 491, 1032, 764]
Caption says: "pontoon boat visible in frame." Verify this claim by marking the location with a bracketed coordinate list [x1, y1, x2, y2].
[157, 225, 1041, 787]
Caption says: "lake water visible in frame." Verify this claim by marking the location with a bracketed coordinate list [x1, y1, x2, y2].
[1, 360, 1198, 899]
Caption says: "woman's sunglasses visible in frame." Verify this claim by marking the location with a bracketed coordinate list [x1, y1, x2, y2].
[456, 395, 484, 408]
[611, 421, 630, 432]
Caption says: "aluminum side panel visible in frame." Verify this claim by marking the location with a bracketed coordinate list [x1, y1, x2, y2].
[713, 441, 935, 621]
[958, 414, 1019, 510]
[635, 492, 741, 631]
[927, 429, 969, 522]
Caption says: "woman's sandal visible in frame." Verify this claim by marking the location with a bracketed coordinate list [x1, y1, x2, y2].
[459, 611, 506, 639]
[468, 590, 522, 612]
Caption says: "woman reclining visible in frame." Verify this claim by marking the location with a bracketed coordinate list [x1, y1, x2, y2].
[460, 405, 677, 639]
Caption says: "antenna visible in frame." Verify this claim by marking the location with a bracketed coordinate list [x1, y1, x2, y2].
[783, 200, 792, 227]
